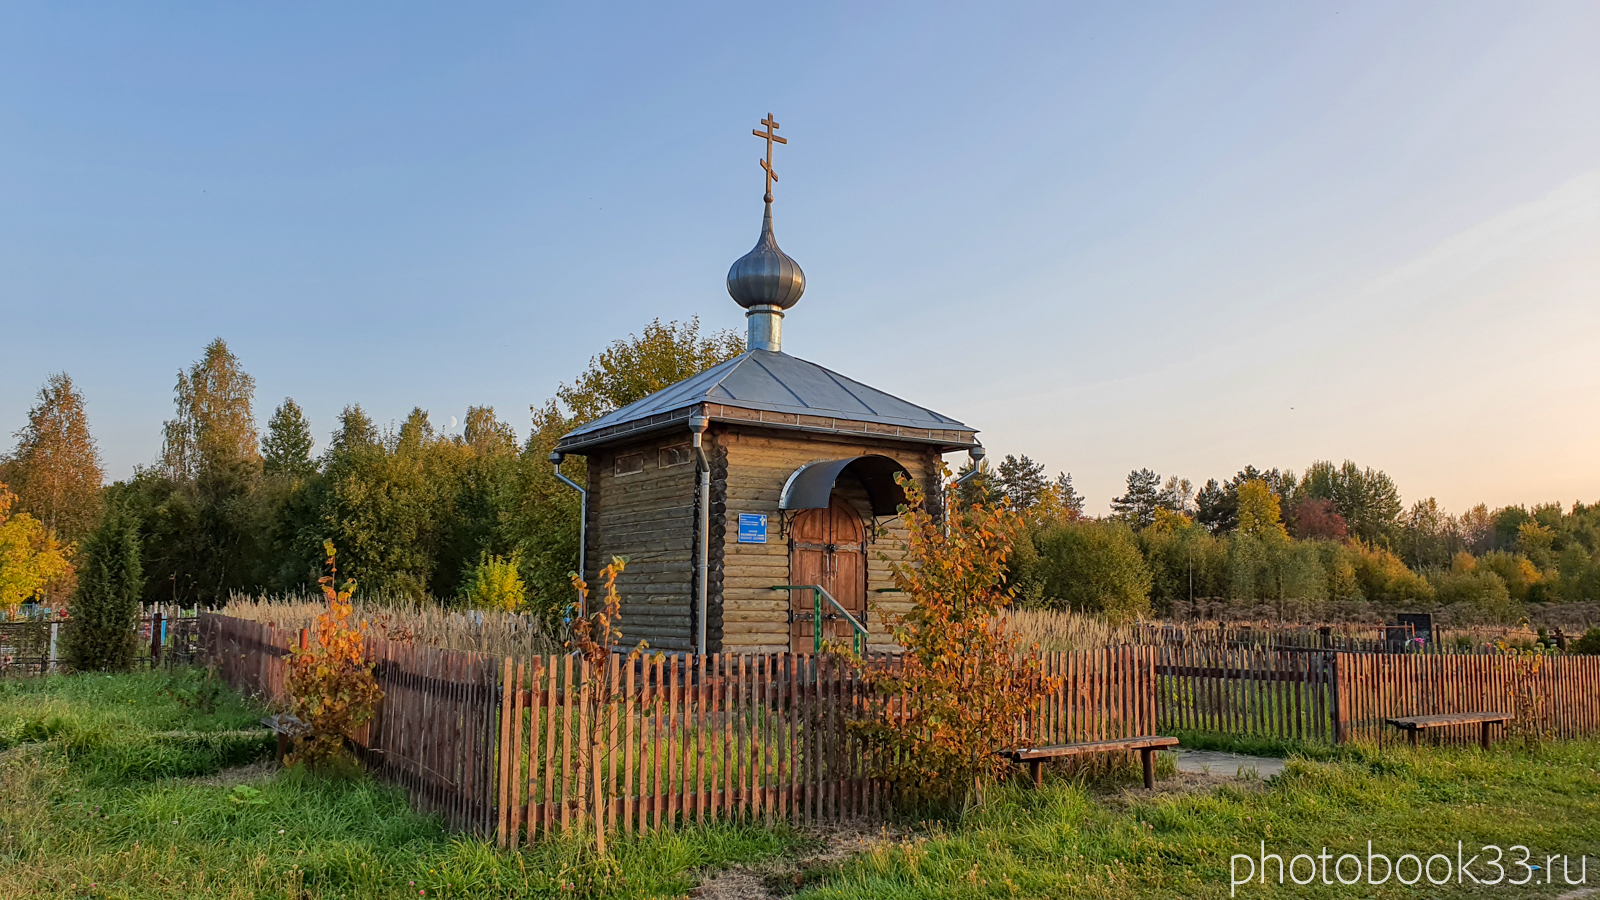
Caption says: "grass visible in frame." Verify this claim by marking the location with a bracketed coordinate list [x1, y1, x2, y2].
[795, 740, 1600, 899]
[0, 669, 800, 899]
[7, 669, 1599, 899]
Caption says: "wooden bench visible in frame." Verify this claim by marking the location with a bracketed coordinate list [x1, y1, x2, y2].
[261, 714, 308, 763]
[1385, 712, 1510, 749]
[999, 736, 1180, 789]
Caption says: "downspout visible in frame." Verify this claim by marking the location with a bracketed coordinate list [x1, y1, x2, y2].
[953, 444, 987, 487]
[949, 445, 987, 535]
[548, 451, 587, 619]
[689, 414, 711, 656]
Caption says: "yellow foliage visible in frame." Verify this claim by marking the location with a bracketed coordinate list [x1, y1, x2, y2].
[1235, 480, 1287, 539]
[857, 467, 1060, 810]
[0, 484, 74, 619]
[463, 552, 526, 612]
[1147, 507, 1193, 535]
[285, 543, 383, 767]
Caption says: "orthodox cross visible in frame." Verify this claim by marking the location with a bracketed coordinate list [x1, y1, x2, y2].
[753, 113, 786, 203]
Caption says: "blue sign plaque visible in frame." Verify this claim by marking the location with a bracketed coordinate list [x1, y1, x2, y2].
[737, 513, 768, 544]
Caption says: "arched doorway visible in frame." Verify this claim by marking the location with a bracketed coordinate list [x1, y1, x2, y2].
[787, 495, 867, 652]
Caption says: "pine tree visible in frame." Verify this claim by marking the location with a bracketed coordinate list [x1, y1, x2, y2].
[996, 454, 1048, 510]
[1110, 468, 1163, 529]
[263, 398, 316, 478]
[1055, 473, 1085, 518]
[2, 373, 104, 542]
[63, 505, 144, 671]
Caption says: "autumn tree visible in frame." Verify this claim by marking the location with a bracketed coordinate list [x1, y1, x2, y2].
[2, 373, 104, 542]
[857, 469, 1058, 811]
[0, 484, 74, 618]
[1235, 480, 1288, 540]
[62, 505, 142, 670]
[117, 338, 271, 605]
[1159, 475, 1195, 515]
[1286, 498, 1347, 540]
[462, 405, 517, 455]
[1299, 460, 1402, 544]
[263, 398, 316, 478]
[285, 544, 382, 766]
[161, 338, 261, 479]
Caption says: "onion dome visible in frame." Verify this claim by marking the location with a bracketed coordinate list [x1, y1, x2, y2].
[726, 202, 805, 309]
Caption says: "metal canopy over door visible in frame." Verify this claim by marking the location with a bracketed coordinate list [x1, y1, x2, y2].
[788, 496, 867, 653]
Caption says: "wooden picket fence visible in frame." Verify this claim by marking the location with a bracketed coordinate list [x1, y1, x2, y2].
[490, 645, 1157, 847]
[197, 608, 1600, 843]
[1335, 652, 1600, 746]
[202, 614, 292, 700]
[1153, 643, 1600, 747]
[360, 640, 501, 834]
[200, 613, 501, 834]
[198, 613, 1156, 840]
[1154, 645, 1339, 743]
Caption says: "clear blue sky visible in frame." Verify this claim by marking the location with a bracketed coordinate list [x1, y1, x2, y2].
[3, 2, 1597, 515]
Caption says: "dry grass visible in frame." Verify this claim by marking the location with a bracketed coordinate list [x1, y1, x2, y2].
[220, 593, 559, 657]
[998, 606, 1567, 655]
[999, 607, 1131, 653]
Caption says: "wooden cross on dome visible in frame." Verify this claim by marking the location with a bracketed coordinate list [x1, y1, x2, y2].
[753, 113, 786, 203]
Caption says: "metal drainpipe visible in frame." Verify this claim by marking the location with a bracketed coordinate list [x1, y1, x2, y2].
[690, 415, 710, 656]
[949, 445, 987, 535]
[548, 451, 587, 618]
[953, 444, 987, 486]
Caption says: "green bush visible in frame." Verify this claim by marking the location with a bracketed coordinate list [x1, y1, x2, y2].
[460, 551, 527, 612]
[1571, 627, 1600, 655]
[62, 505, 144, 672]
[1033, 521, 1151, 623]
[1429, 566, 1519, 622]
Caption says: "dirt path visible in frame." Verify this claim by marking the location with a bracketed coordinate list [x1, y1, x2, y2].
[688, 824, 898, 900]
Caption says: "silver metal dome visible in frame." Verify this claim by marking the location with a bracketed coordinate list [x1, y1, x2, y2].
[726, 202, 805, 310]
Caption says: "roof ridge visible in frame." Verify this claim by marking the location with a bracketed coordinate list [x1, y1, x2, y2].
[787, 355, 956, 425]
[558, 349, 971, 444]
[747, 351, 811, 408]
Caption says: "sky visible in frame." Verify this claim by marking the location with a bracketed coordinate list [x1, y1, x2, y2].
[2, 2, 1597, 516]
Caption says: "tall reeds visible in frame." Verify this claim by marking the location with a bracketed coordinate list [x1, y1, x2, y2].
[221, 593, 558, 657]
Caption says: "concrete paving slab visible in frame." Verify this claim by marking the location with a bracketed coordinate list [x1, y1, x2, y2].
[1169, 749, 1286, 779]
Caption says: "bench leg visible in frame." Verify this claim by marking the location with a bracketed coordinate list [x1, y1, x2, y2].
[1481, 721, 1490, 751]
[1141, 748, 1155, 789]
[1408, 729, 1417, 749]
[1030, 760, 1043, 789]
[276, 732, 287, 764]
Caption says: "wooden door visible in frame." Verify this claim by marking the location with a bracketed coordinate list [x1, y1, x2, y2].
[788, 496, 867, 653]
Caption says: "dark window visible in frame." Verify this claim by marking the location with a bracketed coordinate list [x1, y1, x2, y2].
[659, 444, 692, 468]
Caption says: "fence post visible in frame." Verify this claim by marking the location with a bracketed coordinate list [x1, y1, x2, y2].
[150, 611, 163, 666]
[1329, 652, 1344, 744]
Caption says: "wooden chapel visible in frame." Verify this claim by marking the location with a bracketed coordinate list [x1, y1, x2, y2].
[550, 116, 982, 654]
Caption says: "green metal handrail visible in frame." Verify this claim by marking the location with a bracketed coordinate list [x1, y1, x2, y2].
[772, 584, 869, 655]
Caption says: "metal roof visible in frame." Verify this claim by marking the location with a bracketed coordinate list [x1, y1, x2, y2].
[556, 349, 974, 451]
